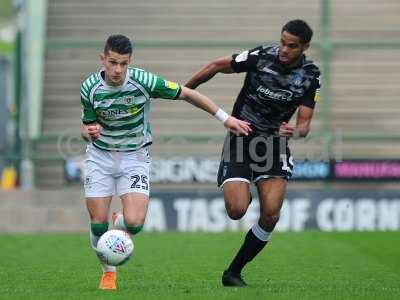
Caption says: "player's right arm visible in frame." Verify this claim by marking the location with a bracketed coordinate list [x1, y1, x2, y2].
[81, 123, 101, 141]
[80, 80, 101, 141]
[184, 56, 234, 89]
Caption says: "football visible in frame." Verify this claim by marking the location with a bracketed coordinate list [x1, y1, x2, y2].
[96, 230, 134, 266]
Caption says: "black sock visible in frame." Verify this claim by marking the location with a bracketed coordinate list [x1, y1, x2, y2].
[227, 229, 268, 274]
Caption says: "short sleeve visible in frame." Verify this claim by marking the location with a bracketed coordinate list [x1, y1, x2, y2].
[80, 85, 97, 124]
[150, 76, 182, 100]
[300, 74, 321, 109]
[231, 46, 262, 73]
[130, 68, 182, 100]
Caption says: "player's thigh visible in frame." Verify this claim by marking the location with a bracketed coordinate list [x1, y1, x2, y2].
[218, 159, 252, 217]
[223, 180, 251, 204]
[217, 132, 252, 186]
[84, 146, 115, 222]
[86, 196, 113, 223]
[222, 181, 251, 219]
[256, 178, 287, 216]
[116, 148, 151, 197]
[120, 192, 149, 225]
[83, 145, 116, 198]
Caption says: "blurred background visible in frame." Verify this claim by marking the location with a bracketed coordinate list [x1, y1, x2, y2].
[1, 0, 400, 233]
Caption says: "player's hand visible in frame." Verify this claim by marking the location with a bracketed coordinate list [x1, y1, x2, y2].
[224, 116, 252, 136]
[279, 122, 295, 137]
[84, 123, 102, 140]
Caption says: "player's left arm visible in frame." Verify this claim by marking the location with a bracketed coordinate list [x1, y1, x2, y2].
[178, 86, 252, 136]
[295, 105, 314, 138]
[147, 72, 251, 135]
[280, 72, 320, 138]
[294, 71, 320, 138]
[279, 106, 314, 138]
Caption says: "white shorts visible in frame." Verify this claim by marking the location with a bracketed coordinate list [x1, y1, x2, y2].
[83, 144, 151, 198]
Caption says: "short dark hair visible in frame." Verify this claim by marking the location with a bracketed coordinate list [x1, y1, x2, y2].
[282, 19, 313, 44]
[104, 34, 133, 55]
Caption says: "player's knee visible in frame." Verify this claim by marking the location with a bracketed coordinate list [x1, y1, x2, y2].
[90, 213, 108, 224]
[91, 222, 109, 237]
[125, 224, 144, 235]
[124, 214, 146, 226]
[225, 204, 247, 220]
[123, 215, 145, 235]
[225, 195, 249, 220]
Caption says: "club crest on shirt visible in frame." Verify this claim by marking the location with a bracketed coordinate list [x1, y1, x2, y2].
[292, 73, 303, 87]
[84, 176, 92, 189]
[125, 96, 134, 104]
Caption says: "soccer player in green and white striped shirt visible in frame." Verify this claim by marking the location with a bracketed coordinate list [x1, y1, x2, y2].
[81, 35, 252, 290]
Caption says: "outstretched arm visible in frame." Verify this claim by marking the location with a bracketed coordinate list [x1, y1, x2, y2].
[177, 86, 252, 136]
[185, 56, 234, 89]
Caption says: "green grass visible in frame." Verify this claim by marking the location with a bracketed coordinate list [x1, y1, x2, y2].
[0, 40, 13, 54]
[0, 232, 399, 300]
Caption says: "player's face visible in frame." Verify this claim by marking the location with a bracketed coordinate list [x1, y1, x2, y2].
[101, 50, 131, 86]
[279, 31, 309, 67]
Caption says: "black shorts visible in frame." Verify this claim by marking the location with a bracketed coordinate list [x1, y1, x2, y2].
[217, 132, 293, 187]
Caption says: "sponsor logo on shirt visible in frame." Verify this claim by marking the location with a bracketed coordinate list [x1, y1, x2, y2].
[97, 109, 128, 119]
[97, 106, 143, 119]
[256, 86, 293, 102]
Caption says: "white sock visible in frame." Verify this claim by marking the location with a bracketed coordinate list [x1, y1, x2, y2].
[90, 231, 116, 273]
[114, 213, 127, 230]
[251, 223, 272, 242]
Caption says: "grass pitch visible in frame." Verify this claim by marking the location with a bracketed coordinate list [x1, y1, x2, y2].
[0, 231, 399, 300]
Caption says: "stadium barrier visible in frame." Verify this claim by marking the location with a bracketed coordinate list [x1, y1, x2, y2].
[0, 189, 399, 233]
[64, 156, 400, 183]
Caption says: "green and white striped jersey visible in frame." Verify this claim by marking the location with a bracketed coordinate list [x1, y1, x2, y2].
[80, 67, 181, 151]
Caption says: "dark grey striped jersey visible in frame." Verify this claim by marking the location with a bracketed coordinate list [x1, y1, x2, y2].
[230, 43, 321, 135]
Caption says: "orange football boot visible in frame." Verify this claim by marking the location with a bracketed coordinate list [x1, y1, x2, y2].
[99, 271, 117, 290]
